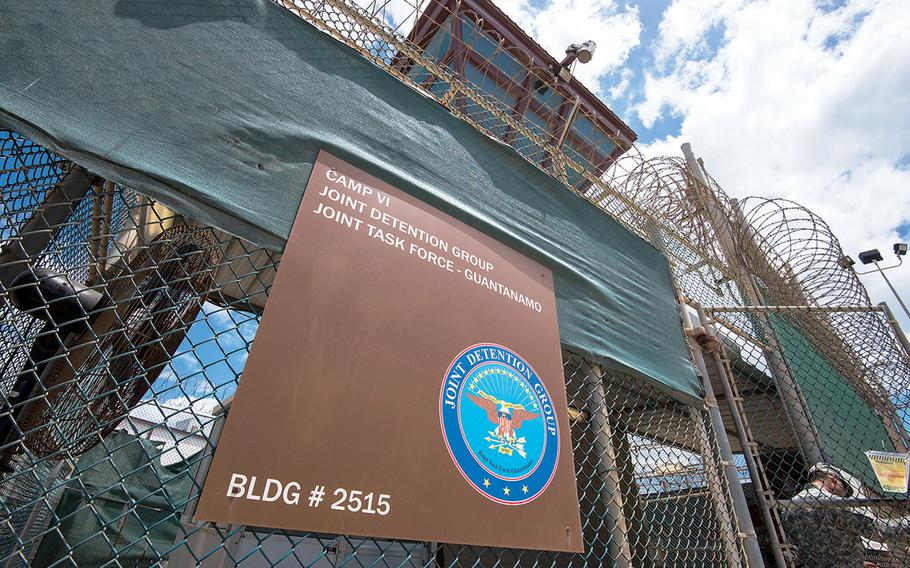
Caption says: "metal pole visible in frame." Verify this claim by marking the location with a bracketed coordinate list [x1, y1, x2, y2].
[681, 142, 823, 466]
[874, 262, 910, 321]
[694, 301, 789, 568]
[586, 365, 633, 568]
[0, 166, 93, 291]
[679, 299, 765, 568]
[879, 301, 910, 358]
[689, 407, 745, 568]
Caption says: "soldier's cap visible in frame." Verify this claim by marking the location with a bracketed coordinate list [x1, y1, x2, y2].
[809, 462, 863, 498]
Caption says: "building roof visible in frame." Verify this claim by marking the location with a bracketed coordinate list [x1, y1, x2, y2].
[403, 0, 637, 150]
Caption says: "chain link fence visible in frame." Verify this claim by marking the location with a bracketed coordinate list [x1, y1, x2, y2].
[3, 0, 910, 566]
[699, 306, 910, 568]
[1, 130, 751, 566]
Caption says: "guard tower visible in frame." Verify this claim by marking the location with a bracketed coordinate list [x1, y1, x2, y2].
[396, 0, 636, 188]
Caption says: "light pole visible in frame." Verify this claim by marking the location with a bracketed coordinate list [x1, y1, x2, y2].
[842, 243, 910, 320]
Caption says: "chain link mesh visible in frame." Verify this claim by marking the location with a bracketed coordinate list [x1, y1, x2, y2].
[0, 130, 752, 567]
[2, 0, 910, 566]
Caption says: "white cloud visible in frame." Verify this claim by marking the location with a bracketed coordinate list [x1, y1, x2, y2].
[609, 68, 635, 101]
[636, 0, 910, 327]
[493, 0, 642, 96]
[172, 352, 203, 375]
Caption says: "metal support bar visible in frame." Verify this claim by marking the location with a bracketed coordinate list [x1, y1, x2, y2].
[87, 182, 104, 285]
[694, 302, 790, 568]
[707, 305, 885, 313]
[586, 365, 633, 568]
[689, 407, 745, 568]
[880, 301, 910, 359]
[96, 180, 116, 277]
[679, 299, 765, 568]
[683, 142, 823, 467]
[708, 314, 773, 352]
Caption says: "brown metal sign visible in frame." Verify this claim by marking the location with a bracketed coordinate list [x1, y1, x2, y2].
[196, 151, 583, 551]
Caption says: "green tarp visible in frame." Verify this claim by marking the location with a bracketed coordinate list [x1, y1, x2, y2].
[31, 431, 193, 566]
[0, 0, 700, 400]
[772, 316, 895, 489]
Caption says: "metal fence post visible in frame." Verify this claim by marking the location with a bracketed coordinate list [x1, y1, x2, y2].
[681, 143, 823, 467]
[688, 406, 744, 568]
[694, 303, 790, 568]
[880, 301, 910, 359]
[680, 297, 764, 568]
[586, 365, 633, 568]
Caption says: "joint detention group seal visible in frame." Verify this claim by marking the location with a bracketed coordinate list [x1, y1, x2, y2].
[439, 343, 560, 505]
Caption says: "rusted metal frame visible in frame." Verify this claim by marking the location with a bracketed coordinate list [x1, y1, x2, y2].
[393, 0, 453, 73]
[283, 0, 709, 261]
[436, 15, 611, 160]
[707, 305, 885, 313]
[539, 95, 576, 175]
[453, 49, 611, 169]
[457, 48, 552, 120]
[566, 107, 624, 170]
[444, 0, 637, 147]
[417, 12, 460, 95]
[451, 6, 466, 78]
[504, 71, 535, 144]
[280, 0, 567, 193]
[246, 1, 665, 261]
[554, 96, 579, 148]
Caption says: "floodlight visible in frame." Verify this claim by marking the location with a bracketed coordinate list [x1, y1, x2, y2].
[858, 249, 884, 265]
[556, 40, 597, 81]
[567, 40, 597, 64]
[894, 243, 908, 257]
[838, 255, 855, 269]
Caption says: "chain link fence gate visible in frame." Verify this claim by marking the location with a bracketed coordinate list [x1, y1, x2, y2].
[1, 131, 750, 567]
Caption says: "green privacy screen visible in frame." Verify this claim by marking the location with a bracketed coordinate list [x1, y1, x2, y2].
[31, 431, 193, 566]
[771, 315, 894, 488]
[0, 0, 700, 400]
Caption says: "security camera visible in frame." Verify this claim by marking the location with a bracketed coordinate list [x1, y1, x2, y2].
[567, 40, 597, 64]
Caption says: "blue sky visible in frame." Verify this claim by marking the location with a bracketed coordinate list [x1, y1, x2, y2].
[149, 302, 259, 405]
[489, 0, 910, 326]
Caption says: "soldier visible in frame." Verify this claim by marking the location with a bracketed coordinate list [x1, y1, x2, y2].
[781, 463, 910, 567]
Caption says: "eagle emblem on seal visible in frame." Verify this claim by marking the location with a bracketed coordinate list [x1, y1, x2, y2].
[466, 392, 539, 457]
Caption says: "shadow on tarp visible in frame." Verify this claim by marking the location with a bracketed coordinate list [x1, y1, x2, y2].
[0, 0, 699, 401]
